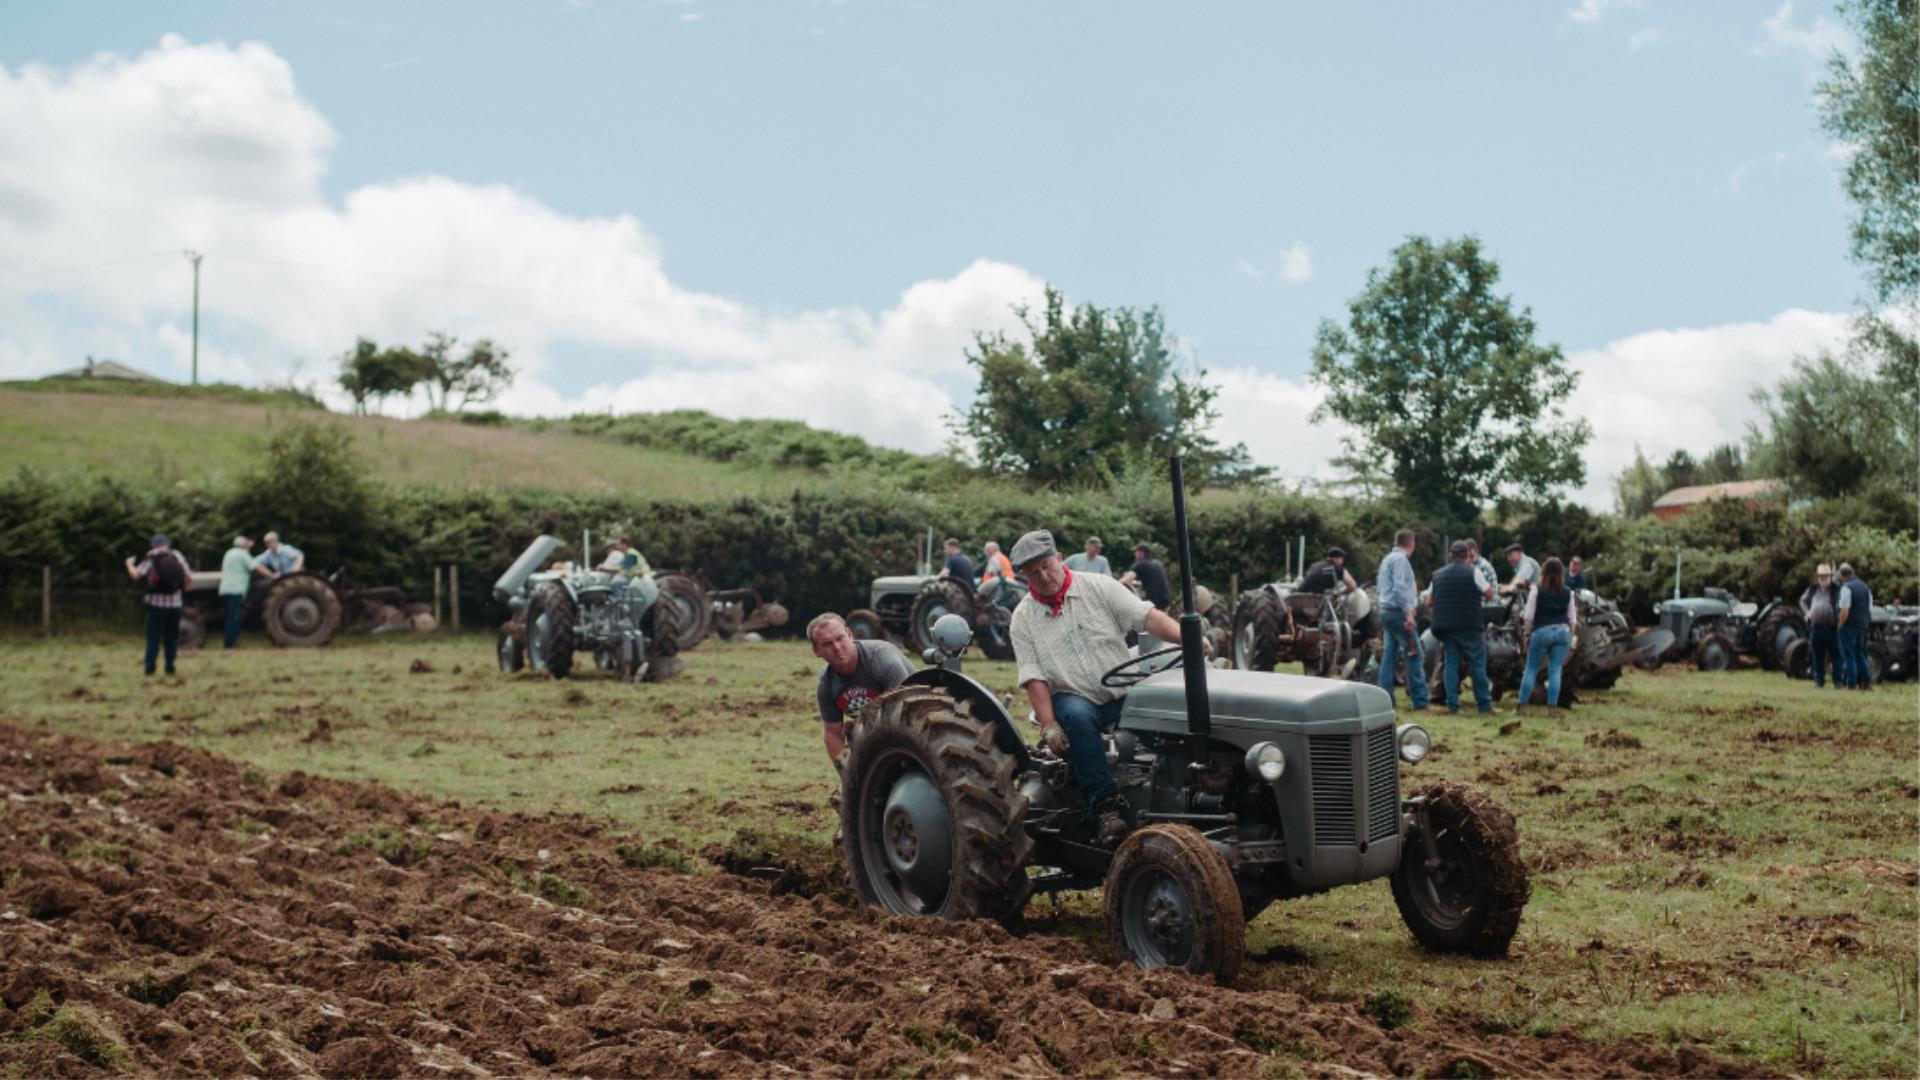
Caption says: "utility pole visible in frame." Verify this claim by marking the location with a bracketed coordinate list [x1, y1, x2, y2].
[183, 250, 203, 385]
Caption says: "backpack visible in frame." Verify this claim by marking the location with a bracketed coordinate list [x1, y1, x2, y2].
[146, 551, 186, 595]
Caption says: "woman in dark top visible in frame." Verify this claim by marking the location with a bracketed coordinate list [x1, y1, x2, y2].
[1515, 557, 1580, 716]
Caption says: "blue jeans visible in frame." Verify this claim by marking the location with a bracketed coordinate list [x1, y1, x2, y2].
[1051, 692, 1125, 809]
[1808, 625, 1838, 687]
[144, 606, 181, 675]
[1438, 627, 1492, 712]
[1517, 623, 1572, 707]
[1377, 613, 1429, 709]
[1839, 625, 1870, 688]
[222, 595, 245, 648]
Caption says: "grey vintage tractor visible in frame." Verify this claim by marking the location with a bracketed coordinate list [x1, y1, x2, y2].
[1232, 579, 1378, 681]
[492, 534, 694, 683]
[834, 459, 1530, 983]
[846, 529, 1022, 660]
[167, 565, 428, 650]
[1782, 603, 1919, 684]
[1653, 587, 1805, 672]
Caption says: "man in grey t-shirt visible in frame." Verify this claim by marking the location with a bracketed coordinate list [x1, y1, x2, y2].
[810, 612, 912, 770]
[1063, 536, 1112, 577]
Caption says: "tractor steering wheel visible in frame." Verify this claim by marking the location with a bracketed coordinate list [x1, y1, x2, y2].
[1100, 644, 1185, 689]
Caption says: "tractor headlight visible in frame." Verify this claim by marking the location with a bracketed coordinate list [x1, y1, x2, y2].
[1244, 742, 1286, 782]
[1396, 724, 1430, 765]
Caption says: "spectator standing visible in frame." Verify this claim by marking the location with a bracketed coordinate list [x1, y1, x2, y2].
[1800, 563, 1843, 688]
[809, 613, 911, 770]
[1836, 563, 1873, 691]
[978, 541, 1016, 589]
[1375, 529, 1430, 710]
[257, 532, 305, 577]
[1504, 543, 1540, 590]
[1467, 540, 1498, 597]
[1429, 541, 1493, 714]
[1514, 557, 1580, 716]
[1064, 536, 1111, 576]
[1120, 543, 1172, 610]
[125, 534, 191, 677]
[218, 536, 265, 648]
[1567, 556, 1590, 592]
[938, 539, 976, 585]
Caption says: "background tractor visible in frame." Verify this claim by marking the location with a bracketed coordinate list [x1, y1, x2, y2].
[846, 529, 1022, 659]
[492, 534, 696, 683]
[1653, 588, 1805, 672]
[834, 458, 1529, 983]
[1411, 588, 1662, 705]
[1782, 602, 1919, 684]
[169, 566, 429, 650]
[1232, 579, 1378, 680]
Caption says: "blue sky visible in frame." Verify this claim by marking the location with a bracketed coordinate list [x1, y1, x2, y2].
[0, 1, 1863, 504]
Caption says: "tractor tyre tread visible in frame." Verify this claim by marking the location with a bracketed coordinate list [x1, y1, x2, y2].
[262, 574, 343, 648]
[654, 574, 711, 651]
[1232, 590, 1285, 672]
[909, 578, 975, 656]
[530, 582, 577, 678]
[1754, 605, 1806, 671]
[1103, 823, 1246, 986]
[1391, 779, 1529, 958]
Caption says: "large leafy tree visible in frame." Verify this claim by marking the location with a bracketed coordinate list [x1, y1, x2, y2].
[421, 332, 516, 413]
[1310, 235, 1590, 524]
[960, 287, 1265, 488]
[1818, 0, 1918, 305]
[1750, 352, 1914, 496]
[336, 338, 431, 416]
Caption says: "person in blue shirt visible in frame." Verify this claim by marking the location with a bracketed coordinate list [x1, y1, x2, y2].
[257, 532, 305, 577]
[938, 538, 975, 585]
[1835, 563, 1874, 691]
[1375, 528, 1429, 710]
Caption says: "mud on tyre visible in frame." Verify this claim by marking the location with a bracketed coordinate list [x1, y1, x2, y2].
[1391, 779, 1529, 958]
[1104, 824, 1246, 986]
[838, 688, 1032, 923]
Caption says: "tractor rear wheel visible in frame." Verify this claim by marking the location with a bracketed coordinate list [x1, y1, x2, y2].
[262, 574, 342, 648]
[1231, 590, 1284, 672]
[976, 605, 1015, 661]
[840, 688, 1032, 924]
[654, 574, 712, 651]
[1391, 780, 1529, 958]
[1754, 605, 1806, 671]
[1104, 824, 1246, 986]
[1782, 638, 1811, 680]
[909, 579, 974, 656]
[527, 583, 577, 678]
[844, 608, 886, 642]
[1694, 632, 1734, 673]
[177, 609, 208, 652]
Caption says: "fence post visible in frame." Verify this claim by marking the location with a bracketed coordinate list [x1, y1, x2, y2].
[42, 565, 52, 637]
[1228, 573, 1238, 620]
[449, 564, 460, 633]
[433, 566, 443, 626]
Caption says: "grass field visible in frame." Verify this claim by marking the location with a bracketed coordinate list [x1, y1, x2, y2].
[0, 389, 841, 497]
[1, 632, 1914, 1075]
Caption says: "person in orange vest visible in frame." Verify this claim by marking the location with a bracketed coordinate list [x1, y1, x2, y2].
[978, 540, 1016, 589]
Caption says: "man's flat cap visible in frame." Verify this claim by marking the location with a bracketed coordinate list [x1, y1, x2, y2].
[1010, 530, 1056, 569]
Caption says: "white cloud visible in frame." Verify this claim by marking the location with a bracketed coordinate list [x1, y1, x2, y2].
[0, 36, 1046, 453]
[1567, 0, 1641, 25]
[1627, 27, 1665, 51]
[1277, 243, 1314, 284]
[1755, 1, 1849, 61]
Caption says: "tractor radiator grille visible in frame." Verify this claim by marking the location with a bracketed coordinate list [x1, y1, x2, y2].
[1309, 735, 1355, 845]
[1366, 726, 1400, 842]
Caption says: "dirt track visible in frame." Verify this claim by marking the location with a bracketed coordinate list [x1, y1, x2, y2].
[0, 724, 1750, 1078]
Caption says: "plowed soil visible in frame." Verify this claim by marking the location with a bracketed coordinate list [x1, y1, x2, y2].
[0, 724, 1750, 1078]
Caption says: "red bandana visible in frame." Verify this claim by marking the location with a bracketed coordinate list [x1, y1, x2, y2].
[1030, 568, 1072, 617]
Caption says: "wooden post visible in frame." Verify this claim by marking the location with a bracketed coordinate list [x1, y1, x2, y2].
[433, 566, 443, 626]
[42, 565, 52, 637]
[449, 564, 461, 633]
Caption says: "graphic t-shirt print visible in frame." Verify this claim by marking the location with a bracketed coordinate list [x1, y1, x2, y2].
[838, 686, 876, 720]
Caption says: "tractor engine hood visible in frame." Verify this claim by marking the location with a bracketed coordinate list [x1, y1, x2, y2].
[1118, 668, 1396, 740]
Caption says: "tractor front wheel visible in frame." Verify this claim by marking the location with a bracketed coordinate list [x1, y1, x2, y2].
[1782, 638, 1811, 680]
[1694, 632, 1734, 673]
[1104, 824, 1246, 986]
[844, 608, 886, 642]
[1392, 780, 1529, 957]
[1231, 590, 1284, 672]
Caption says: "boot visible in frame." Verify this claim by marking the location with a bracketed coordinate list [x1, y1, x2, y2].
[1093, 793, 1134, 847]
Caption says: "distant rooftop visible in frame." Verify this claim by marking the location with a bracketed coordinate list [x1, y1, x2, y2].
[46, 358, 171, 383]
[1652, 478, 1787, 511]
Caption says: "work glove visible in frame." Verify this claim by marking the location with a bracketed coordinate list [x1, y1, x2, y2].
[1042, 722, 1070, 756]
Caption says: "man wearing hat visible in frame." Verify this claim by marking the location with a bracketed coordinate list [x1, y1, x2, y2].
[1299, 547, 1358, 595]
[1799, 563, 1843, 688]
[1008, 529, 1185, 845]
[258, 531, 305, 578]
[124, 534, 192, 677]
[1064, 536, 1111, 577]
[218, 535, 268, 649]
[1503, 543, 1539, 591]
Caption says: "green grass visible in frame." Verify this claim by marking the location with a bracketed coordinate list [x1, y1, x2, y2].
[0, 632, 1913, 1075]
[0, 389, 847, 497]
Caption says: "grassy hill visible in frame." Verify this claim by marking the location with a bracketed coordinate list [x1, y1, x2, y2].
[0, 388, 873, 497]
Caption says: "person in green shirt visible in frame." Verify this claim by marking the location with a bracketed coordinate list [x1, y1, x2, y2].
[219, 536, 267, 648]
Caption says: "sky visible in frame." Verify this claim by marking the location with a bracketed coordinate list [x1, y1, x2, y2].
[0, 1, 1865, 507]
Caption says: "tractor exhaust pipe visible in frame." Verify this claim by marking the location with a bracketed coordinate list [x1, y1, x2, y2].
[1170, 455, 1211, 738]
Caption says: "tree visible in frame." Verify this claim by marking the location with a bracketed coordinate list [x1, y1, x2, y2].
[1749, 351, 1915, 497]
[1613, 446, 1664, 518]
[421, 332, 516, 412]
[336, 339, 377, 415]
[336, 338, 430, 416]
[1817, 0, 1918, 306]
[1310, 235, 1590, 525]
[227, 418, 385, 572]
[959, 287, 1265, 488]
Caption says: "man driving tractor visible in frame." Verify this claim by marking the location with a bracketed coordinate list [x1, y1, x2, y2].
[1008, 529, 1185, 846]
